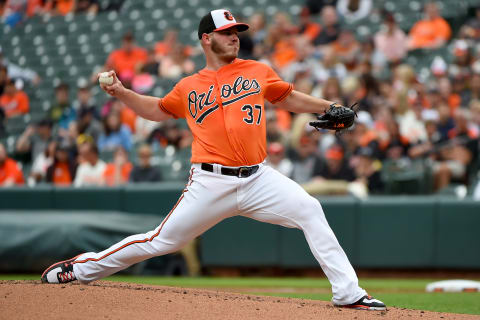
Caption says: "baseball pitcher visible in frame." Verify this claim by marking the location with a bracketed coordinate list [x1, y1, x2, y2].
[42, 9, 385, 311]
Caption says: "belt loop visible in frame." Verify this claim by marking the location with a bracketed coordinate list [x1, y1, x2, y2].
[213, 163, 220, 174]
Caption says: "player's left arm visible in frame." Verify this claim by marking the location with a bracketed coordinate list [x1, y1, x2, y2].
[273, 90, 334, 114]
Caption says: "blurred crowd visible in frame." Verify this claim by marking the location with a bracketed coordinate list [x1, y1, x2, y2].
[1, 0, 480, 198]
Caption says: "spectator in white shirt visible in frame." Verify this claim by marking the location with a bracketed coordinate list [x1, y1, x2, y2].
[74, 142, 106, 187]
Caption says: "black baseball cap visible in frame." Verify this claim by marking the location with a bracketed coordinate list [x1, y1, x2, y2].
[198, 9, 249, 40]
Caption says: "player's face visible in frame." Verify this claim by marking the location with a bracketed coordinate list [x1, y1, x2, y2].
[211, 28, 239, 62]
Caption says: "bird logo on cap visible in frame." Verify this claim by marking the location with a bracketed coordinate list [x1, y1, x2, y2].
[224, 11, 234, 21]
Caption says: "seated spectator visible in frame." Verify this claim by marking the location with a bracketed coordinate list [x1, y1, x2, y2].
[129, 144, 162, 183]
[435, 103, 455, 141]
[0, 79, 29, 117]
[159, 44, 195, 79]
[352, 111, 380, 155]
[44, 0, 74, 16]
[407, 2, 451, 50]
[464, 6, 480, 40]
[265, 142, 293, 177]
[267, 12, 298, 70]
[49, 82, 76, 130]
[321, 77, 343, 102]
[25, 0, 44, 17]
[2, 0, 26, 27]
[437, 76, 461, 113]
[315, 48, 348, 83]
[265, 107, 288, 144]
[148, 119, 192, 150]
[331, 29, 361, 71]
[281, 36, 317, 83]
[313, 6, 341, 46]
[73, 81, 98, 117]
[237, 14, 255, 60]
[16, 118, 53, 162]
[74, 142, 106, 187]
[287, 115, 323, 183]
[298, 7, 321, 42]
[314, 145, 356, 182]
[352, 146, 384, 194]
[103, 146, 132, 186]
[75, 0, 99, 14]
[98, 111, 132, 152]
[29, 140, 56, 185]
[379, 118, 411, 161]
[101, 98, 136, 133]
[46, 142, 77, 186]
[374, 12, 408, 65]
[0, 142, 24, 186]
[336, 0, 372, 23]
[77, 106, 102, 142]
[101, 32, 148, 81]
[249, 12, 267, 45]
[154, 29, 193, 59]
[410, 109, 477, 191]
[139, 47, 161, 76]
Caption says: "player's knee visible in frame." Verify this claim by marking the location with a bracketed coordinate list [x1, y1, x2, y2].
[297, 196, 324, 218]
[151, 235, 185, 254]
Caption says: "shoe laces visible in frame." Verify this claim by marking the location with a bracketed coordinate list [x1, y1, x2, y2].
[58, 270, 75, 282]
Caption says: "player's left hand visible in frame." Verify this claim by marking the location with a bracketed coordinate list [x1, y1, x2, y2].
[309, 102, 358, 132]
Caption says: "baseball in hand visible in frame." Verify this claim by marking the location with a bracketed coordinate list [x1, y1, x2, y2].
[98, 72, 114, 85]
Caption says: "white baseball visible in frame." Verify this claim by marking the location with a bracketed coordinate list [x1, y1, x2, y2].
[98, 72, 114, 85]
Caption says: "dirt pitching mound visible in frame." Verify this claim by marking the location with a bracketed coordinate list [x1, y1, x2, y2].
[0, 280, 476, 320]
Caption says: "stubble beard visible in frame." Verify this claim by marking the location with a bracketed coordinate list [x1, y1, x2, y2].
[211, 38, 238, 63]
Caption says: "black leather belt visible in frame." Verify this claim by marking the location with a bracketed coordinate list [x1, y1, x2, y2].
[201, 163, 259, 178]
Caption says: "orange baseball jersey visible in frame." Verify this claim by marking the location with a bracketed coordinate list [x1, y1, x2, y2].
[158, 59, 293, 166]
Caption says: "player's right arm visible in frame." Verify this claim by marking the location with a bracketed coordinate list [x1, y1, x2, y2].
[98, 70, 172, 122]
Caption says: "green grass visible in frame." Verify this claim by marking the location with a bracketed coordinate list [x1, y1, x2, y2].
[2, 275, 479, 315]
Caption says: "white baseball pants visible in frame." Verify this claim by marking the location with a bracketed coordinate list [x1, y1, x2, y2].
[72, 163, 366, 305]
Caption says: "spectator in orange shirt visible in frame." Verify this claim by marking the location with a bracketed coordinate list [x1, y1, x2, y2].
[103, 32, 148, 81]
[0, 142, 24, 186]
[26, 0, 44, 17]
[44, 0, 75, 16]
[103, 146, 132, 186]
[266, 12, 298, 69]
[407, 2, 451, 50]
[46, 142, 77, 186]
[154, 29, 193, 59]
[0, 80, 29, 117]
[331, 29, 360, 71]
[298, 7, 321, 42]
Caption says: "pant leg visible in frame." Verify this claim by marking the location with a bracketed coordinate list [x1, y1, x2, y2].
[73, 167, 238, 283]
[238, 166, 366, 305]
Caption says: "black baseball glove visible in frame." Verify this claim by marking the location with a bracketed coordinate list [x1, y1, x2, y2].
[309, 102, 358, 132]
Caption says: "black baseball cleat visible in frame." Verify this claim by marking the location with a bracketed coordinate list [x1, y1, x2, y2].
[336, 295, 387, 311]
[41, 255, 80, 284]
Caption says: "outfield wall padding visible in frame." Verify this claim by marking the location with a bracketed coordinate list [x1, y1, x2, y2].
[0, 186, 479, 269]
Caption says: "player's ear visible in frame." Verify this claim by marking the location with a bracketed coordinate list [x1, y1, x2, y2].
[201, 32, 212, 44]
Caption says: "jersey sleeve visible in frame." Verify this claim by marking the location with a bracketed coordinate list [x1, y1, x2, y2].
[158, 83, 185, 119]
[263, 65, 293, 104]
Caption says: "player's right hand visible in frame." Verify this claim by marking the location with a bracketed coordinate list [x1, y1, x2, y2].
[97, 70, 124, 97]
